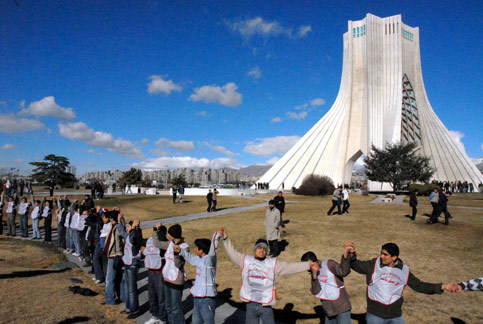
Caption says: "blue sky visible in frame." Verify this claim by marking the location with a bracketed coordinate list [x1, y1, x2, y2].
[1, 0, 482, 176]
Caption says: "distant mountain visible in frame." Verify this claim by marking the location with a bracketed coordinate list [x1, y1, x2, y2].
[239, 164, 272, 178]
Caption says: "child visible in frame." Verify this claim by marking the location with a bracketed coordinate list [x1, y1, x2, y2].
[301, 245, 353, 324]
[6, 195, 17, 236]
[144, 225, 168, 324]
[152, 223, 189, 324]
[30, 199, 42, 239]
[18, 197, 32, 237]
[174, 229, 222, 324]
[122, 219, 143, 318]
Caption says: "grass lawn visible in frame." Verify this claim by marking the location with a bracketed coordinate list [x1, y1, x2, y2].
[0, 237, 135, 324]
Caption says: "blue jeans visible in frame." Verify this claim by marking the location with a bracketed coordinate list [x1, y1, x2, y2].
[147, 270, 168, 322]
[164, 285, 185, 324]
[19, 213, 28, 236]
[32, 218, 41, 238]
[193, 297, 216, 324]
[326, 310, 351, 324]
[366, 312, 405, 324]
[105, 256, 123, 304]
[72, 230, 82, 254]
[245, 302, 274, 324]
[124, 259, 140, 313]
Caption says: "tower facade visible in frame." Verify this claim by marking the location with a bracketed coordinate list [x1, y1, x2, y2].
[258, 13, 482, 191]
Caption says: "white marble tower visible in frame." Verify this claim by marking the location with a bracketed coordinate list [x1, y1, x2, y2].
[258, 13, 483, 191]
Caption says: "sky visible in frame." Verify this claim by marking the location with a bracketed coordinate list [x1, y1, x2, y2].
[1, 0, 482, 176]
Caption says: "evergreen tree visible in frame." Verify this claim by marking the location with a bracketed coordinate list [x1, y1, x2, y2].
[363, 142, 434, 191]
[119, 168, 143, 184]
[29, 154, 76, 185]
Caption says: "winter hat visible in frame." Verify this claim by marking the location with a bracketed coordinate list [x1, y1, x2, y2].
[382, 242, 399, 257]
[253, 238, 269, 251]
[268, 200, 275, 205]
[168, 224, 182, 239]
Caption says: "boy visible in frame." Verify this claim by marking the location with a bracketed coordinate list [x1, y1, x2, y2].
[301, 244, 353, 324]
[174, 229, 223, 324]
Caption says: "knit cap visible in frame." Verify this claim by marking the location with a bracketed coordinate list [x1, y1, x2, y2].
[168, 224, 182, 239]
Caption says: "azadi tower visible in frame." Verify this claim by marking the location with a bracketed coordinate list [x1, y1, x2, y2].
[258, 13, 483, 191]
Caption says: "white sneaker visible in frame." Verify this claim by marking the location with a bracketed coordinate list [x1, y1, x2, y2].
[72, 253, 80, 257]
[144, 318, 162, 324]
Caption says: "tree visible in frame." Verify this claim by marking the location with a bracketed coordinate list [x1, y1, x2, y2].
[29, 154, 76, 185]
[363, 142, 434, 191]
[119, 168, 143, 184]
[295, 174, 335, 196]
[171, 174, 188, 187]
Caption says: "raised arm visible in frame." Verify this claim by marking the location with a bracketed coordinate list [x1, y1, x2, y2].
[275, 260, 309, 276]
[208, 229, 223, 256]
[222, 230, 245, 268]
[152, 222, 170, 250]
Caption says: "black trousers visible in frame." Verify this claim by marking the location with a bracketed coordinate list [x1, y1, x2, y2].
[212, 200, 217, 211]
[0, 213, 3, 234]
[411, 206, 417, 220]
[429, 202, 440, 223]
[207, 200, 212, 212]
[342, 200, 350, 213]
[327, 200, 341, 215]
[438, 205, 451, 225]
[172, 193, 176, 204]
[58, 224, 66, 248]
[44, 216, 52, 242]
[269, 240, 279, 257]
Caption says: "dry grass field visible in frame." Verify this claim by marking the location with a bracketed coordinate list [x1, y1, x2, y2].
[177, 193, 483, 324]
[1, 193, 481, 323]
[0, 237, 135, 324]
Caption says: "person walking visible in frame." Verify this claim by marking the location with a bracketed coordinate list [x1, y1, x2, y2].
[427, 188, 440, 224]
[327, 186, 342, 216]
[178, 185, 185, 204]
[348, 241, 453, 324]
[437, 189, 452, 225]
[171, 187, 177, 204]
[273, 191, 286, 227]
[206, 189, 213, 212]
[211, 188, 218, 211]
[265, 200, 281, 257]
[222, 229, 309, 324]
[407, 189, 418, 221]
[342, 185, 350, 214]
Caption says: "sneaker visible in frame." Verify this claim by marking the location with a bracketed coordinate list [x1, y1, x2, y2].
[144, 318, 162, 324]
[72, 253, 80, 257]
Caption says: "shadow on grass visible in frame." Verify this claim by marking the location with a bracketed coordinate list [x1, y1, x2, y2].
[451, 318, 467, 324]
[56, 317, 90, 324]
[351, 313, 367, 324]
[0, 268, 69, 280]
[217, 288, 320, 324]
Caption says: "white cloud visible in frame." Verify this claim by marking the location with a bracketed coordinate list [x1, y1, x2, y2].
[201, 141, 238, 157]
[190, 82, 242, 107]
[1, 144, 17, 150]
[155, 137, 194, 151]
[13, 159, 23, 164]
[132, 156, 243, 170]
[310, 98, 326, 106]
[197, 111, 209, 117]
[87, 149, 96, 154]
[448, 130, 466, 152]
[244, 135, 300, 156]
[151, 149, 172, 157]
[58, 122, 144, 158]
[297, 25, 312, 37]
[141, 138, 149, 144]
[20, 96, 76, 121]
[147, 75, 182, 95]
[286, 111, 308, 120]
[247, 66, 262, 79]
[0, 114, 45, 133]
[294, 103, 308, 110]
[228, 17, 311, 39]
[270, 117, 282, 123]
[265, 156, 280, 165]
